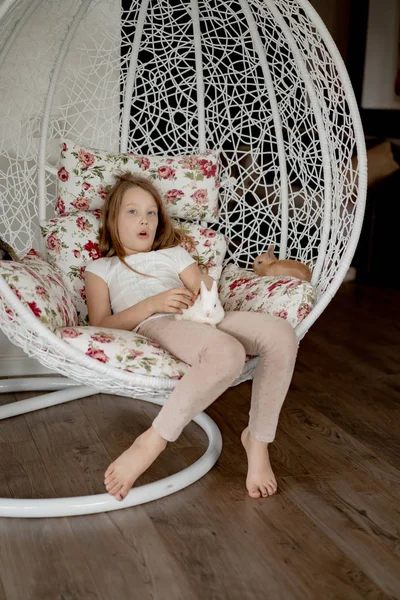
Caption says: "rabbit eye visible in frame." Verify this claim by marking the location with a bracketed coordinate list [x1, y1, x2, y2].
[257, 260, 263, 264]
[214, 304, 217, 308]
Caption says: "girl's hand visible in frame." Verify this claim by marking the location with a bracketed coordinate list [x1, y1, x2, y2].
[151, 287, 196, 314]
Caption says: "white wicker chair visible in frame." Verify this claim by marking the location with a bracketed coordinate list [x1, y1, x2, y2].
[0, 0, 367, 518]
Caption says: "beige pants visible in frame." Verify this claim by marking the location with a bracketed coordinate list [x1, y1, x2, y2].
[138, 311, 299, 443]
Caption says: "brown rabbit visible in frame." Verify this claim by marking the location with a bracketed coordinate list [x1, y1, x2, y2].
[253, 244, 311, 282]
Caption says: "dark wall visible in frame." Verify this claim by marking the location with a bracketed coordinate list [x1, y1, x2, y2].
[309, 0, 351, 63]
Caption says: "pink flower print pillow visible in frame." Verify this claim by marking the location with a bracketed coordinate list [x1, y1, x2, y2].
[218, 263, 316, 329]
[0, 249, 78, 331]
[40, 210, 102, 325]
[56, 139, 222, 223]
[171, 219, 227, 272]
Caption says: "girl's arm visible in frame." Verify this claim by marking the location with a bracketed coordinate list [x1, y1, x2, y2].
[85, 272, 156, 330]
[85, 272, 195, 330]
[179, 262, 214, 296]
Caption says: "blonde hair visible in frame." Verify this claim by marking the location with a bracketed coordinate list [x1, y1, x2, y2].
[99, 171, 197, 275]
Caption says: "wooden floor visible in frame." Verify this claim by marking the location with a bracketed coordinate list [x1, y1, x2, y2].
[0, 282, 400, 600]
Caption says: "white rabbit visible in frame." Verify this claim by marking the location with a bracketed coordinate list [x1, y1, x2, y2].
[175, 280, 225, 326]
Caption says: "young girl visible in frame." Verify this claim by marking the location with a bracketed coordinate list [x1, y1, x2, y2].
[85, 172, 299, 502]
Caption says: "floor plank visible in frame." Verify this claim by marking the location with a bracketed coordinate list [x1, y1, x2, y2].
[281, 476, 400, 598]
[142, 479, 387, 599]
[69, 510, 198, 600]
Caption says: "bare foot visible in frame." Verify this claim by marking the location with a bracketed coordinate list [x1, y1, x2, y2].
[241, 426, 278, 499]
[104, 426, 168, 501]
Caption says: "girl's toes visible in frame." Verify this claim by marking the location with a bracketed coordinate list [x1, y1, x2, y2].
[248, 487, 261, 499]
[105, 476, 117, 489]
[116, 488, 129, 502]
[266, 483, 276, 496]
[260, 485, 269, 497]
[109, 483, 122, 496]
[118, 486, 130, 501]
[105, 464, 115, 477]
[105, 480, 117, 492]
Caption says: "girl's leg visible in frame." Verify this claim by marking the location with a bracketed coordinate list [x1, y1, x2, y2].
[141, 316, 247, 442]
[218, 311, 299, 442]
[217, 311, 299, 498]
[104, 316, 246, 500]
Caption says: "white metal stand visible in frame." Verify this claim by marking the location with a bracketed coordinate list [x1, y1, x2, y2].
[0, 377, 222, 518]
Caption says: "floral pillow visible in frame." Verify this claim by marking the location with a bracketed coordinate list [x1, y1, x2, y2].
[218, 264, 316, 329]
[56, 326, 189, 379]
[56, 139, 221, 223]
[40, 211, 227, 325]
[0, 249, 78, 330]
[171, 219, 227, 271]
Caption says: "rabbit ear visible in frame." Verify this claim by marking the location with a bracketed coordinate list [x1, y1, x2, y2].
[211, 280, 218, 293]
[267, 244, 276, 257]
[200, 280, 207, 293]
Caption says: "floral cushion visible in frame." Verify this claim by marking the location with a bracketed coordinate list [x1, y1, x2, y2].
[40, 211, 227, 325]
[56, 325, 189, 379]
[0, 249, 78, 330]
[171, 219, 227, 270]
[218, 264, 316, 328]
[56, 139, 221, 223]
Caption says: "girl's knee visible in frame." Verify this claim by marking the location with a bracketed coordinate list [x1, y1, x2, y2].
[277, 318, 298, 345]
[262, 317, 299, 354]
[223, 337, 247, 371]
[203, 336, 246, 376]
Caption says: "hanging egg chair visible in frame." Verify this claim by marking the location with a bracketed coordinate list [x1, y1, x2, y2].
[0, 0, 367, 517]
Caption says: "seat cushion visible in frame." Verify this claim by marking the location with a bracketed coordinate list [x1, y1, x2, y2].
[40, 211, 227, 324]
[56, 139, 221, 223]
[218, 264, 316, 328]
[56, 325, 189, 379]
[56, 324, 255, 379]
[0, 250, 78, 330]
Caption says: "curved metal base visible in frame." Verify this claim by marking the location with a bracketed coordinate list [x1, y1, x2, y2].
[0, 378, 222, 518]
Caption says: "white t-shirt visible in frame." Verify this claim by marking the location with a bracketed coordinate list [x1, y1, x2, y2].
[85, 245, 196, 332]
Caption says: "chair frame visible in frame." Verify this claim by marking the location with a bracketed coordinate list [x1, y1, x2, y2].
[0, 0, 367, 517]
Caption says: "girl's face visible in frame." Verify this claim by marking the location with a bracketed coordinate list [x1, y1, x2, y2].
[117, 186, 159, 255]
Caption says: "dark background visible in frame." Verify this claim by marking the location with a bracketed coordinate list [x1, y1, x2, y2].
[343, 0, 400, 287]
